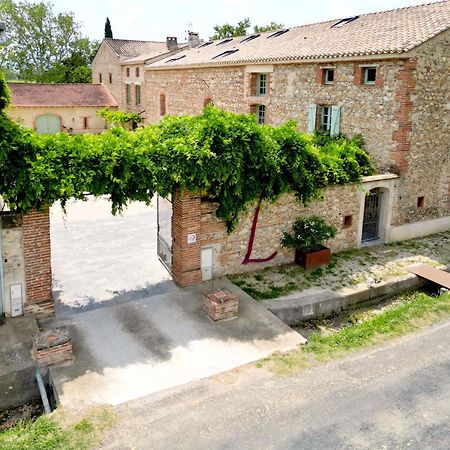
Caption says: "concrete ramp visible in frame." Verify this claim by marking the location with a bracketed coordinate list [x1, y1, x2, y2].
[408, 264, 450, 289]
[48, 279, 305, 408]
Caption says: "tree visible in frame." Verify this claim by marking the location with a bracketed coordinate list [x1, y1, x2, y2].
[253, 22, 284, 33]
[210, 18, 284, 40]
[210, 18, 251, 40]
[104, 17, 113, 38]
[0, 0, 97, 82]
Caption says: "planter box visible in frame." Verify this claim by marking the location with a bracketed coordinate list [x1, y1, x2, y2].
[203, 289, 239, 321]
[295, 245, 331, 269]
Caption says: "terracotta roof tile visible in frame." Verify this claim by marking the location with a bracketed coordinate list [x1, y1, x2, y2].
[8, 83, 118, 107]
[148, 1, 450, 69]
[105, 38, 169, 58]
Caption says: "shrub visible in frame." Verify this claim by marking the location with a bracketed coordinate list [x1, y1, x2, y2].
[281, 216, 337, 251]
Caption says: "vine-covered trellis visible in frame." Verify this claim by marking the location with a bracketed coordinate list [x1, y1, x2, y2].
[0, 73, 374, 231]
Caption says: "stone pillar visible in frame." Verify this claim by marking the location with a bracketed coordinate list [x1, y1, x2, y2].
[22, 208, 54, 316]
[172, 191, 202, 287]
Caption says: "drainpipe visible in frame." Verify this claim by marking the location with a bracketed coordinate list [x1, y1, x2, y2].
[0, 218, 4, 323]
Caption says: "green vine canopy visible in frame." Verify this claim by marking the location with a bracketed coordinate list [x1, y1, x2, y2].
[0, 73, 374, 231]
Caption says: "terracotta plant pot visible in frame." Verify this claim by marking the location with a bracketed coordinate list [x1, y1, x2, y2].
[295, 245, 331, 269]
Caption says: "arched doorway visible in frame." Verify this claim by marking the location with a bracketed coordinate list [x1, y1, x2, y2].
[362, 188, 384, 242]
[35, 114, 61, 134]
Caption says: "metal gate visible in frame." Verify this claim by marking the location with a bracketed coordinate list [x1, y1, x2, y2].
[157, 194, 173, 272]
[362, 188, 382, 242]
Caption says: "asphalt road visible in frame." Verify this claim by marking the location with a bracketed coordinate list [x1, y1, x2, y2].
[100, 320, 450, 449]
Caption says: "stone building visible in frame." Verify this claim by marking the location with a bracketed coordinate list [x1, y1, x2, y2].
[140, 2, 450, 286]
[6, 82, 118, 134]
[92, 37, 188, 109]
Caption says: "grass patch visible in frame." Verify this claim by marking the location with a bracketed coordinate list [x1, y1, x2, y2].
[0, 406, 115, 450]
[262, 290, 450, 375]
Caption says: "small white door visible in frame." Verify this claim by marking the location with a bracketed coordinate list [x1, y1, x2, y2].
[35, 114, 61, 134]
[201, 247, 213, 281]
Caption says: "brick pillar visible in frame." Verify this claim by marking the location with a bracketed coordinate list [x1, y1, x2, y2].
[172, 191, 202, 287]
[390, 58, 417, 175]
[22, 208, 54, 316]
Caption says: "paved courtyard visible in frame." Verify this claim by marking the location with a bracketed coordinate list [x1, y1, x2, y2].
[49, 279, 305, 408]
[50, 196, 176, 315]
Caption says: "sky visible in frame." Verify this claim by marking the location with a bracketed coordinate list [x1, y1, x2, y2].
[50, 0, 431, 42]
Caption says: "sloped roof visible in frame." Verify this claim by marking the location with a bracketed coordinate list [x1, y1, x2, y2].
[122, 44, 189, 64]
[148, 1, 450, 69]
[104, 38, 169, 58]
[8, 83, 118, 107]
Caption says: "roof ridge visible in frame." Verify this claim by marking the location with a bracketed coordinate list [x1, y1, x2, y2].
[105, 37, 165, 44]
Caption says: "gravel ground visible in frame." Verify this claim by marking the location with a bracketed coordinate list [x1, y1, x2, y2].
[231, 231, 450, 300]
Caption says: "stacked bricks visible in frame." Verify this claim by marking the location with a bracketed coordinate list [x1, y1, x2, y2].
[172, 190, 202, 287]
[390, 58, 417, 175]
[33, 328, 73, 367]
[203, 289, 239, 321]
[22, 208, 54, 316]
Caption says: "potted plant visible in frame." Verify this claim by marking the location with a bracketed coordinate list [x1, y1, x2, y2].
[281, 216, 337, 269]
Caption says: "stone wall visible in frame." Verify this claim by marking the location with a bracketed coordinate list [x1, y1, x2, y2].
[200, 185, 360, 277]
[92, 42, 123, 105]
[396, 29, 450, 224]
[121, 62, 145, 114]
[1, 214, 25, 316]
[144, 66, 246, 123]
[7, 105, 111, 134]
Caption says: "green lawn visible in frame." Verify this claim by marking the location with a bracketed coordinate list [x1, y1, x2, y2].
[0, 407, 114, 450]
[261, 290, 450, 375]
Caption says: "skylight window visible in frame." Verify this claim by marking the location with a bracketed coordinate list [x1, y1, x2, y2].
[267, 29, 289, 39]
[198, 41, 213, 48]
[331, 16, 359, 28]
[165, 54, 186, 63]
[216, 38, 233, 46]
[212, 48, 239, 59]
[240, 34, 260, 43]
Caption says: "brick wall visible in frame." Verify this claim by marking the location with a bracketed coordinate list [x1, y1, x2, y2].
[172, 191, 202, 287]
[199, 185, 360, 278]
[22, 209, 53, 316]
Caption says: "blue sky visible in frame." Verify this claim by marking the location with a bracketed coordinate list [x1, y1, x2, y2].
[51, 0, 430, 42]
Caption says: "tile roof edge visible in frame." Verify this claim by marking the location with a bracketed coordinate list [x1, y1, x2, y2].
[145, 51, 409, 70]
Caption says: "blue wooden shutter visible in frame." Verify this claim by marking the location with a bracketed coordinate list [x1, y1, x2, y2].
[330, 106, 341, 136]
[307, 104, 317, 132]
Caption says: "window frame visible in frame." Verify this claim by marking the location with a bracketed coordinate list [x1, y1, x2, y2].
[99, 73, 102, 83]
[126, 67, 130, 77]
[320, 105, 332, 132]
[324, 68, 335, 85]
[109, 73, 112, 83]
[257, 104, 266, 124]
[126, 84, 131, 104]
[363, 67, 377, 85]
[136, 67, 140, 77]
[256, 73, 267, 96]
[135, 85, 141, 106]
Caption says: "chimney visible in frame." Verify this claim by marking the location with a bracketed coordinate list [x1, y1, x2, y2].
[188, 31, 200, 49]
[166, 36, 178, 51]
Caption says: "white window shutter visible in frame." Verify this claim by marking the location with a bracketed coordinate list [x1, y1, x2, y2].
[307, 104, 317, 132]
[330, 106, 341, 136]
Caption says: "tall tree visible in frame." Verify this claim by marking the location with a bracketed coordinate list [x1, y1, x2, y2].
[0, 0, 97, 82]
[253, 22, 284, 33]
[210, 18, 284, 40]
[104, 17, 113, 38]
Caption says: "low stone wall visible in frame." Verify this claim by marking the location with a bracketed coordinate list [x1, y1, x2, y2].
[200, 185, 360, 278]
